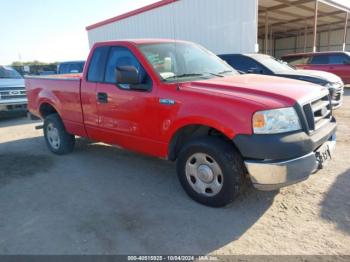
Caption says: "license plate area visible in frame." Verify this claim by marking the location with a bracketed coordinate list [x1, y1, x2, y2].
[315, 143, 332, 168]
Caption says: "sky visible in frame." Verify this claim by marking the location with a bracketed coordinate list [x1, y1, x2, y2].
[2, 0, 350, 65]
[0, 0, 158, 65]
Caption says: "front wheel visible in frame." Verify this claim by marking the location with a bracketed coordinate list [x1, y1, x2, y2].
[177, 137, 245, 207]
[44, 114, 75, 155]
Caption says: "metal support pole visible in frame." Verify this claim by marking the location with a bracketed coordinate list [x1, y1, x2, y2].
[304, 20, 308, 52]
[343, 12, 349, 51]
[313, 0, 319, 53]
[265, 11, 269, 54]
[328, 26, 331, 51]
[270, 26, 273, 55]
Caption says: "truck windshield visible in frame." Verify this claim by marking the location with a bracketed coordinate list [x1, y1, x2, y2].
[139, 42, 238, 82]
[0, 66, 22, 79]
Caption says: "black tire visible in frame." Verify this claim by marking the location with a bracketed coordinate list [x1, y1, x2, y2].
[176, 136, 245, 207]
[43, 114, 75, 155]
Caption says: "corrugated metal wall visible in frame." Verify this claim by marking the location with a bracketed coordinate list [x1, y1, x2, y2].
[87, 0, 258, 54]
[258, 27, 350, 58]
[273, 28, 350, 58]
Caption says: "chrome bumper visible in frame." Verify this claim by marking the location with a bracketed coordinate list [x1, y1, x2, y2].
[332, 100, 343, 110]
[245, 135, 336, 191]
[0, 98, 28, 112]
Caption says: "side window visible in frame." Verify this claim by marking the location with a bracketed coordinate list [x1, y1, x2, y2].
[329, 54, 350, 64]
[104, 46, 151, 90]
[87, 46, 110, 82]
[310, 55, 329, 65]
[220, 56, 239, 70]
[66, 64, 72, 74]
[225, 56, 263, 73]
[59, 64, 68, 74]
[69, 63, 82, 73]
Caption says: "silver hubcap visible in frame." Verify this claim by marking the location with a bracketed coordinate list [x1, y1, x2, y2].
[46, 123, 60, 150]
[185, 153, 224, 197]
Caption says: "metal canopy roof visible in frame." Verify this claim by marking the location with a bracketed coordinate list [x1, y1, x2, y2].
[258, 0, 350, 39]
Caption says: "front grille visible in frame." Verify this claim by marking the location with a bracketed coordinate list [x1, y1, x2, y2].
[303, 94, 332, 131]
[0, 88, 26, 100]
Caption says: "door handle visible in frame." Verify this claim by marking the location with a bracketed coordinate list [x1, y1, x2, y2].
[97, 92, 108, 103]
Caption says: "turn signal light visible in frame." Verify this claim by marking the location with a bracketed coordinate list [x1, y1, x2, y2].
[253, 113, 266, 129]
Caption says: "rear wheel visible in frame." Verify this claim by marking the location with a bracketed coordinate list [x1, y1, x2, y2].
[177, 137, 245, 207]
[44, 114, 75, 155]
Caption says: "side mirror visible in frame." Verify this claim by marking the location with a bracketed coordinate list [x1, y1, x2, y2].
[116, 66, 140, 85]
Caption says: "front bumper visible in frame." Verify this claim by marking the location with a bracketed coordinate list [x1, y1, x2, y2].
[0, 99, 28, 112]
[233, 118, 337, 191]
[244, 134, 336, 191]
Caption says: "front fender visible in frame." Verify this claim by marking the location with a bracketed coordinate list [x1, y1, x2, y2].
[166, 116, 236, 143]
[162, 100, 255, 144]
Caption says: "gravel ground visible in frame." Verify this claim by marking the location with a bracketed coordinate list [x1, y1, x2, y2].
[0, 90, 349, 255]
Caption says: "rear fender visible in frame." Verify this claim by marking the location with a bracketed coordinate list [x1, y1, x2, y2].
[37, 89, 61, 119]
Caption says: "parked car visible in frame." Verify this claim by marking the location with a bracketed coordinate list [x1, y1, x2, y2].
[219, 53, 344, 109]
[57, 61, 85, 74]
[26, 39, 337, 207]
[297, 68, 344, 108]
[281, 51, 350, 85]
[0, 66, 27, 116]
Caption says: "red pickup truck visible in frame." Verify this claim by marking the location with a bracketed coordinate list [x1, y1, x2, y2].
[26, 39, 337, 207]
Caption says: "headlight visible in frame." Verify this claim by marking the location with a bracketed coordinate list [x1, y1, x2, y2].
[252, 107, 301, 134]
[326, 82, 343, 89]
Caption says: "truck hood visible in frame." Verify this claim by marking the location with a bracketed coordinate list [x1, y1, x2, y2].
[297, 69, 343, 84]
[179, 74, 327, 109]
[0, 78, 25, 88]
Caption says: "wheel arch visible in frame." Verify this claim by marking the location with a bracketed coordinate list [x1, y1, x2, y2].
[39, 102, 60, 119]
[168, 122, 238, 161]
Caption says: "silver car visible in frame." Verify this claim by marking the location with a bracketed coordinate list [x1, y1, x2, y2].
[0, 66, 27, 116]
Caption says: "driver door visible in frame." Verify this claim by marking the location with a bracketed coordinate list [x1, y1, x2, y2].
[93, 45, 162, 156]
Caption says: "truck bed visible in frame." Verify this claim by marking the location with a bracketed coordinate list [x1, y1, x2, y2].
[26, 73, 82, 80]
[25, 74, 86, 136]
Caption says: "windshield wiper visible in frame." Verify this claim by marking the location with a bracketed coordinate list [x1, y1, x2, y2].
[163, 71, 227, 81]
[164, 73, 205, 81]
[217, 70, 234, 75]
[204, 72, 225, 77]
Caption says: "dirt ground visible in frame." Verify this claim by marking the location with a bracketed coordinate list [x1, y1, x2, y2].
[0, 90, 349, 255]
